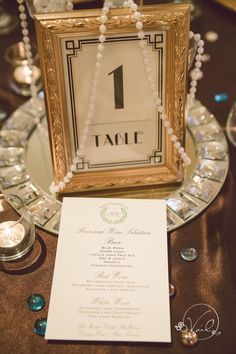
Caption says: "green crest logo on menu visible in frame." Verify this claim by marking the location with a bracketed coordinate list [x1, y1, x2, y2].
[100, 203, 128, 224]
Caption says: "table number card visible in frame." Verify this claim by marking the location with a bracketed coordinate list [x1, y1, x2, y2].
[45, 198, 171, 342]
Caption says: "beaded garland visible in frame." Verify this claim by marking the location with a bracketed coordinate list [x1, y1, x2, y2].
[16, 0, 205, 195]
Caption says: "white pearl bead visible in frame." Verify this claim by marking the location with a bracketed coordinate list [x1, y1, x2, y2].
[22, 28, 29, 35]
[142, 49, 148, 56]
[189, 31, 194, 39]
[194, 33, 201, 41]
[189, 92, 195, 99]
[139, 39, 145, 47]
[147, 75, 154, 82]
[156, 98, 161, 106]
[195, 61, 202, 68]
[102, 6, 109, 14]
[170, 134, 177, 142]
[49, 185, 55, 194]
[197, 47, 204, 54]
[100, 15, 107, 23]
[145, 66, 152, 74]
[98, 43, 105, 52]
[21, 21, 28, 28]
[196, 54, 202, 61]
[144, 58, 150, 65]
[54, 185, 59, 193]
[138, 31, 145, 39]
[136, 21, 143, 30]
[20, 13, 27, 20]
[59, 181, 65, 189]
[198, 39, 204, 47]
[18, 5, 25, 12]
[64, 177, 70, 183]
[191, 80, 197, 86]
[67, 172, 73, 179]
[99, 34, 106, 43]
[178, 147, 184, 154]
[131, 3, 138, 11]
[99, 24, 106, 33]
[183, 157, 191, 166]
[163, 120, 170, 128]
[160, 113, 167, 120]
[167, 127, 173, 135]
[174, 141, 181, 149]
[190, 87, 196, 93]
[71, 164, 76, 171]
[123, 1, 129, 8]
[96, 53, 103, 61]
[66, 2, 73, 10]
[94, 70, 100, 79]
[150, 83, 156, 91]
[133, 11, 141, 20]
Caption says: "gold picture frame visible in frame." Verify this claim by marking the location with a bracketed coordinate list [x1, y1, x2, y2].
[35, 4, 190, 193]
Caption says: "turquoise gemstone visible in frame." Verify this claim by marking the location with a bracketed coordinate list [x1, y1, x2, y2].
[27, 294, 45, 311]
[181, 247, 198, 262]
[214, 93, 228, 103]
[34, 318, 47, 336]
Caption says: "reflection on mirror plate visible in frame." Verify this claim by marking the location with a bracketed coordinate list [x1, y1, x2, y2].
[0, 97, 229, 235]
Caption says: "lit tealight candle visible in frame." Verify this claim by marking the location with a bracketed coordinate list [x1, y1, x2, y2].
[13, 65, 41, 85]
[0, 221, 25, 247]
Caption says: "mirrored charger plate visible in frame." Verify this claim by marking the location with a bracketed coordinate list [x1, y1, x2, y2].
[0, 96, 229, 235]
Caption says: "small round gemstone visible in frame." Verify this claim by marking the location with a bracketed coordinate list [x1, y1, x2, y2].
[27, 294, 45, 311]
[181, 248, 198, 262]
[169, 283, 176, 298]
[214, 93, 228, 103]
[33, 318, 47, 336]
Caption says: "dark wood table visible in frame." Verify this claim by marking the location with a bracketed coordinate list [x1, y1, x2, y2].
[1, 1, 236, 353]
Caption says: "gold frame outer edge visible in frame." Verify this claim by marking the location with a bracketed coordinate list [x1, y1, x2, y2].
[34, 4, 190, 193]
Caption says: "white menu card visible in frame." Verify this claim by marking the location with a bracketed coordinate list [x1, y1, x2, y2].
[45, 198, 171, 342]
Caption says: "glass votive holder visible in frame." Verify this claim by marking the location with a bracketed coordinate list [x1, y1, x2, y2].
[4, 42, 42, 97]
[0, 194, 35, 262]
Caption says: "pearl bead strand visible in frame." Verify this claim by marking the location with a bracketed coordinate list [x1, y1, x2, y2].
[20, 0, 203, 194]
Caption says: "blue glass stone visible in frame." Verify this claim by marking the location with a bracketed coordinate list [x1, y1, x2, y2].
[34, 318, 47, 336]
[27, 294, 45, 311]
[214, 93, 228, 103]
[181, 247, 198, 262]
